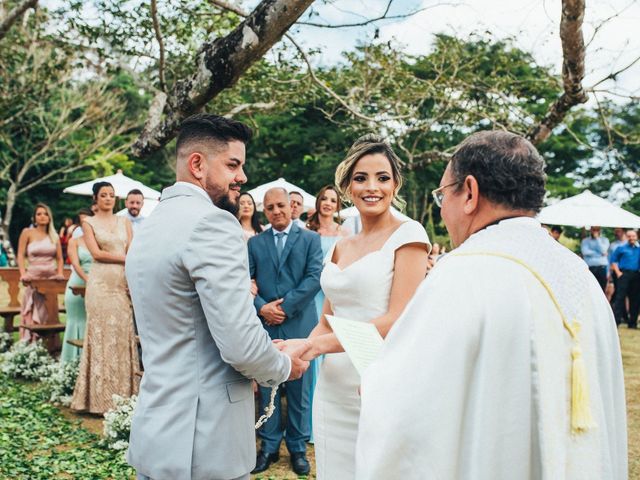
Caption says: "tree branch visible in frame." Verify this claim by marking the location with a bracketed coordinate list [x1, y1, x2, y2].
[296, 1, 458, 28]
[209, 0, 398, 124]
[0, 0, 37, 41]
[132, 0, 315, 157]
[150, 0, 166, 91]
[223, 101, 276, 118]
[527, 0, 588, 145]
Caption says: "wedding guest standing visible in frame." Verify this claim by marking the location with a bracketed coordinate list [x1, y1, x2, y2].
[611, 229, 640, 329]
[59, 217, 74, 263]
[581, 226, 609, 291]
[290, 191, 307, 229]
[118, 189, 145, 234]
[237, 192, 263, 241]
[71, 181, 138, 414]
[17, 203, 64, 342]
[60, 209, 94, 364]
[305, 184, 350, 441]
[248, 188, 323, 476]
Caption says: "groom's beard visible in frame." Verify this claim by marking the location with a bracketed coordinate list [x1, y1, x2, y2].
[214, 193, 239, 216]
[202, 179, 240, 215]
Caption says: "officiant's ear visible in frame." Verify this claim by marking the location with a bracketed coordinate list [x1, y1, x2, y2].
[188, 152, 206, 180]
[462, 175, 480, 215]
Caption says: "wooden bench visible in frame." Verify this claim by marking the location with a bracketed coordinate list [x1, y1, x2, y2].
[0, 306, 20, 333]
[70, 285, 86, 297]
[0, 267, 21, 308]
[66, 338, 83, 348]
[22, 323, 66, 334]
[23, 278, 68, 353]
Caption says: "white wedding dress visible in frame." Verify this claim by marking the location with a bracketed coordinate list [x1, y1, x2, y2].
[312, 220, 430, 479]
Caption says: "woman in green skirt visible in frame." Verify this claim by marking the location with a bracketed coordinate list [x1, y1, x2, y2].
[61, 211, 93, 364]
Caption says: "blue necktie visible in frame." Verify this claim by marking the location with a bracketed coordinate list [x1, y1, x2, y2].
[275, 232, 285, 259]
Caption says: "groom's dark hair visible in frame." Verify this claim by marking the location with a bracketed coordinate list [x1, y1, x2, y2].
[176, 113, 253, 154]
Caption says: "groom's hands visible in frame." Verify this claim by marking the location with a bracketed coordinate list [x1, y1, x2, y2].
[273, 339, 312, 381]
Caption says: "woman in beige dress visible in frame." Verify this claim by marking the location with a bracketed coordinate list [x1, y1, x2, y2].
[71, 181, 139, 414]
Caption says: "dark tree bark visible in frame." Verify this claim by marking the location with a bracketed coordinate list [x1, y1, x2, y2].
[527, 0, 588, 145]
[0, 0, 37, 41]
[132, 0, 315, 157]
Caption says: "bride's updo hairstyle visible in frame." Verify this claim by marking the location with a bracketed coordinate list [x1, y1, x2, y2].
[334, 134, 405, 209]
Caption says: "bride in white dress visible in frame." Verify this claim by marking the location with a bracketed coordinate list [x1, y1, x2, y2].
[301, 135, 431, 479]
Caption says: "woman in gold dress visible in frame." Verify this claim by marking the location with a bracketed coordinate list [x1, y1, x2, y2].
[71, 181, 139, 414]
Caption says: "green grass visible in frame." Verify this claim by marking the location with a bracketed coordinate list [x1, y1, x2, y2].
[0, 377, 135, 479]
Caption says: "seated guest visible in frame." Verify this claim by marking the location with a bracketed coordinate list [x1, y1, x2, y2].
[61, 209, 94, 364]
[237, 192, 263, 241]
[610, 229, 640, 328]
[581, 226, 609, 291]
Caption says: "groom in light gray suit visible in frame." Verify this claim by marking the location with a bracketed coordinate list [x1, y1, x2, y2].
[125, 114, 310, 480]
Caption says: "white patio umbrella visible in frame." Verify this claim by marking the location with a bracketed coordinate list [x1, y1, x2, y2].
[116, 198, 159, 218]
[247, 178, 316, 211]
[63, 170, 161, 200]
[537, 190, 640, 228]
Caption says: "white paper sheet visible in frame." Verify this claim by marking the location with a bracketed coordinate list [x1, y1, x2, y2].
[326, 314, 384, 376]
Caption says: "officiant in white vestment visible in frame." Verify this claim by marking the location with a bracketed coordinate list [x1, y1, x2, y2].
[356, 131, 628, 480]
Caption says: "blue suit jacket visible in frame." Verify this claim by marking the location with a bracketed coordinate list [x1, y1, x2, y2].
[248, 223, 323, 340]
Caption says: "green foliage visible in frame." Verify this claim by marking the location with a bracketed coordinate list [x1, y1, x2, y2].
[0, 375, 135, 479]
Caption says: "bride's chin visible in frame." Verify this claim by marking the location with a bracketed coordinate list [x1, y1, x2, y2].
[356, 202, 389, 216]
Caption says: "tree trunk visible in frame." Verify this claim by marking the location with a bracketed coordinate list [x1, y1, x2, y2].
[132, 0, 315, 157]
[0, 0, 37, 41]
[1, 182, 18, 263]
[527, 0, 588, 144]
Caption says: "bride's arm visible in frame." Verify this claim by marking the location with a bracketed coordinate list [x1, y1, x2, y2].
[306, 243, 428, 359]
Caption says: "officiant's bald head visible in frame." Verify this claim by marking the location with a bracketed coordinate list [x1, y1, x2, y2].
[438, 131, 546, 246]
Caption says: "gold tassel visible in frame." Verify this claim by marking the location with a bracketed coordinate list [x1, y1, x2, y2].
[454, 252, 598, 436]
[570, 344, 596, 434]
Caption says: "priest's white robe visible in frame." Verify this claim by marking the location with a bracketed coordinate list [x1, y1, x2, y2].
[356, 217, 627, 480]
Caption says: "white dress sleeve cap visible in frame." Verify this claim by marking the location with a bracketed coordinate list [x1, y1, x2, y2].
[387, 220, 431, 254]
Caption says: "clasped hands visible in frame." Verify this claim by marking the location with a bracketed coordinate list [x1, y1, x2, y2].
[272, 338, 315, 381]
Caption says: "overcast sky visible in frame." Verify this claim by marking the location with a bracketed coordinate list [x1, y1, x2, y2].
[279, 0, 640, 100]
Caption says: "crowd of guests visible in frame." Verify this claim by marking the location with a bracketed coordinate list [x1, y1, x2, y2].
[548, 225, 639, 329]
[14, 187, 148, 414]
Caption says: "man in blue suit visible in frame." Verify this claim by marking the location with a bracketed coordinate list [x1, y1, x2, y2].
[248, 187, 323, 476]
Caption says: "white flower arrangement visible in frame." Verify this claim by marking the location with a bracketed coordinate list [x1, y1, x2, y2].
[103, 394, 138, 450]
[0, 329, 11, 353]
[0, 340, 54, 380]
[44, 357, 81, 406]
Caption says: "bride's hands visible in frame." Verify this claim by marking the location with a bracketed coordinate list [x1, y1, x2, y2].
[274, 338, 317, 361]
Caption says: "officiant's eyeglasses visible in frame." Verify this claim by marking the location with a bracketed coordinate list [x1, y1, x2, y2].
[432, 181, 461, 208]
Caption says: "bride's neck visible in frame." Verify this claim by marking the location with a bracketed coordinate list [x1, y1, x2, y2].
[360, 210, 395, 234]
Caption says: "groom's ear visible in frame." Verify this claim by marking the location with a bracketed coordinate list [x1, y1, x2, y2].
[188, 152, 206, 180]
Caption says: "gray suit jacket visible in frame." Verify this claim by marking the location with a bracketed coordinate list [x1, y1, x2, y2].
[125, 183, 290, 480]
